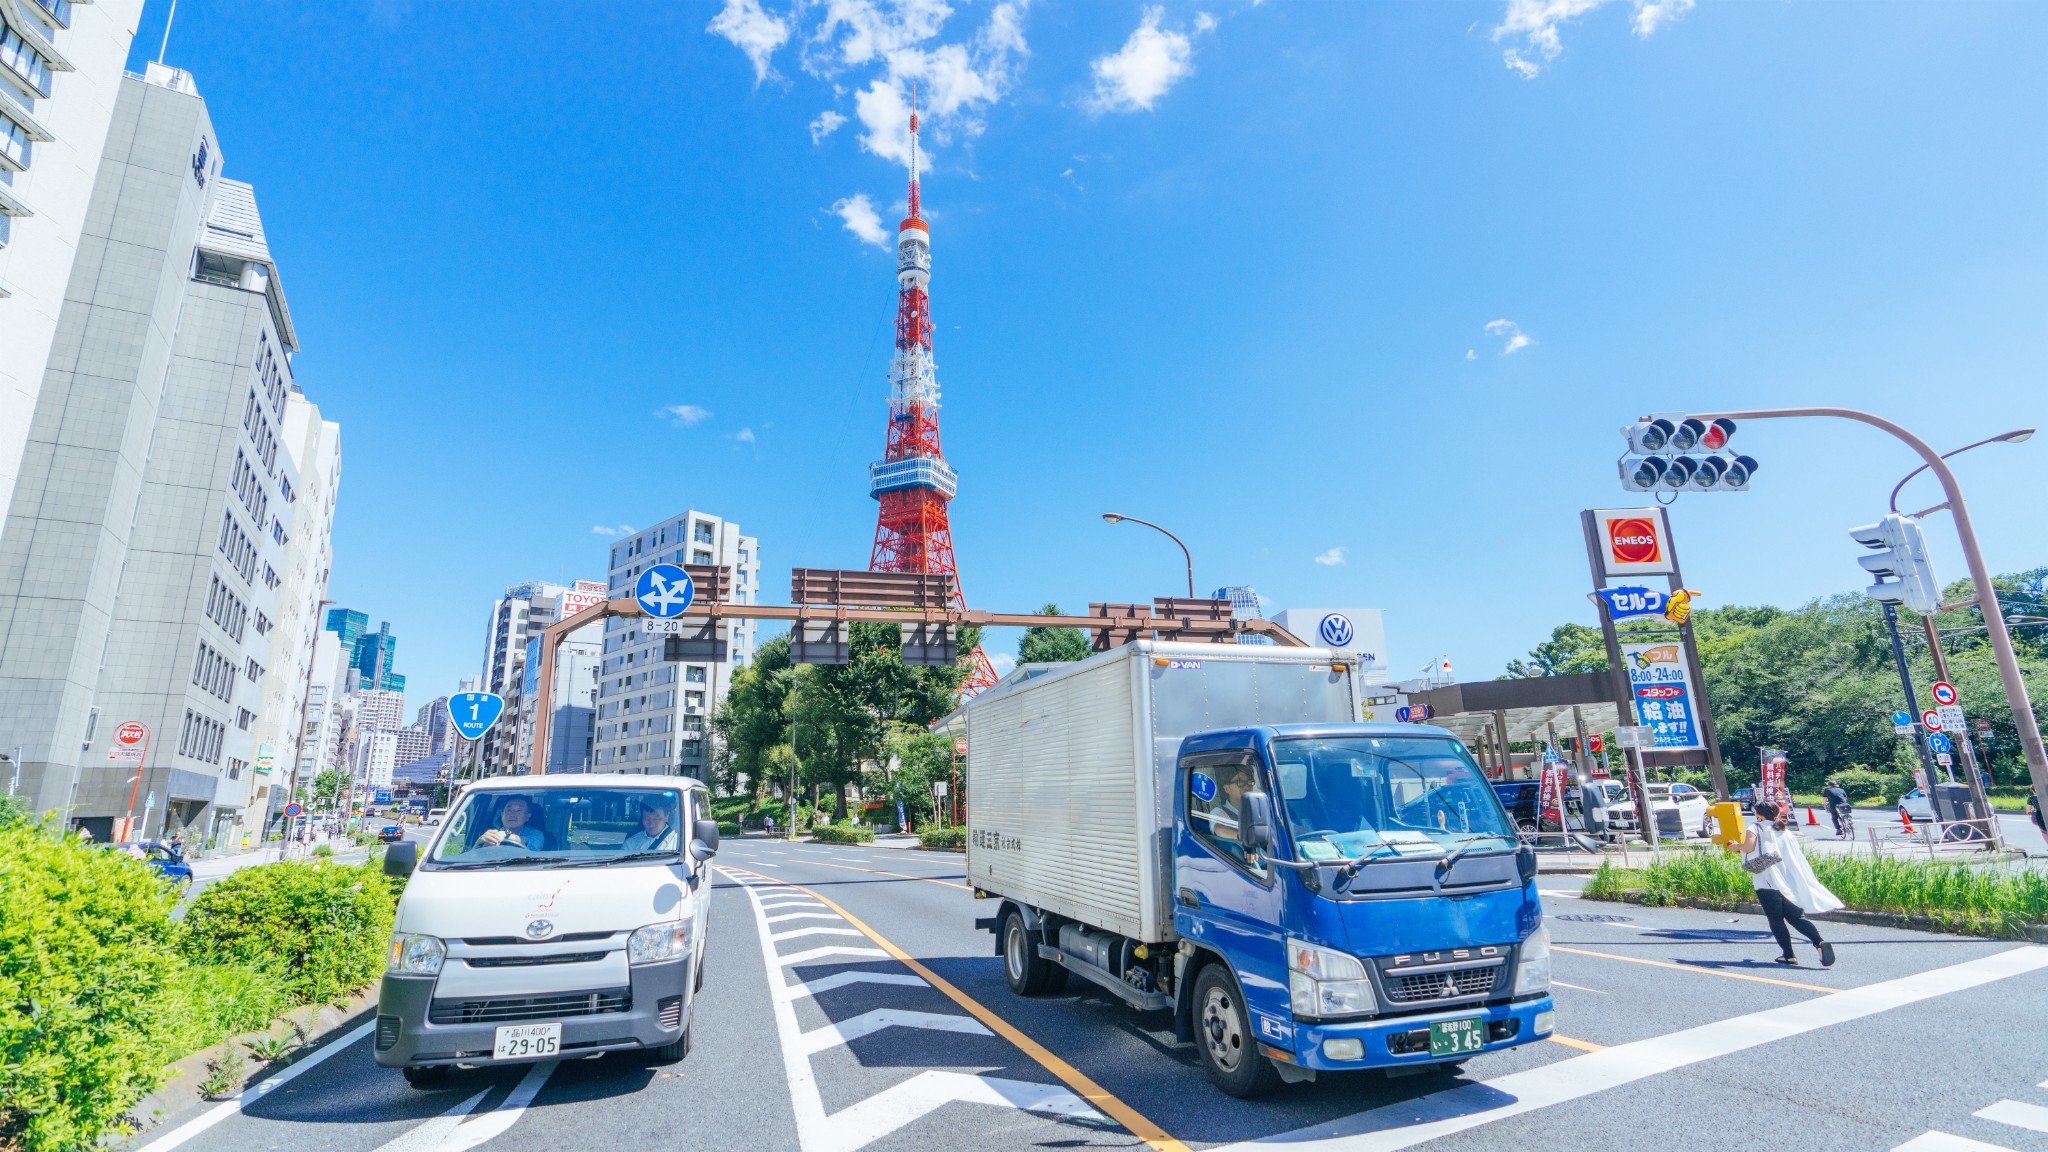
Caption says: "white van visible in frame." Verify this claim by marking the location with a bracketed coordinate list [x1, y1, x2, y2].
[375, 774, 719, 1086]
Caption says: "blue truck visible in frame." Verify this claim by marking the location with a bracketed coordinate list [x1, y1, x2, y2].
[951, 641, 1555, 1096]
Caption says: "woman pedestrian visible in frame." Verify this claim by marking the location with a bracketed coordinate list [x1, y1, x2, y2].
[1738, 800, 1840, 967]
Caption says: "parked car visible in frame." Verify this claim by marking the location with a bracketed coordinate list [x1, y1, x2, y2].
[1645, 783, 1712, 838]
[1732, 786, 1756, 813]
[125, 841, 192, 890]
[1898, 788, 1935, 824]
[425, 808, 448, 827]
[378, 824, 406, 843]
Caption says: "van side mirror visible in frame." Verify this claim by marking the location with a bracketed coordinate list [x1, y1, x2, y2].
[690, 818, 720, 862]
[384, 841, 417, 877]
[1242, 791, 1277, 853]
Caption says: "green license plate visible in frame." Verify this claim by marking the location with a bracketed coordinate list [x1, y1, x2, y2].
[1428, 1017, 1487, 1057]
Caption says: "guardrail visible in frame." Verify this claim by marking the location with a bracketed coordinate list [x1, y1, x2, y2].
[1866, 816, 2002, 858]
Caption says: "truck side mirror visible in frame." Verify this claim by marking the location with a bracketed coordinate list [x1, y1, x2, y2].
[383, 841, 417, 878]
[690, 818, 720, 862]
[1242, 791, 1277, 853]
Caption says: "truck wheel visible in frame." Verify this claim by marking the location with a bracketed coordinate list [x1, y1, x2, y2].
[401, 1064, 451, 1088]
[649, 1025, 691, 1064]
[1001, 910, 1065, 995]
[1193, 965, 1280, 1098]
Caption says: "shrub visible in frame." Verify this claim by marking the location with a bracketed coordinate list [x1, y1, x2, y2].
[311, 844, 334, 858]
[808, 824, 874, 845]
[917, 825, 965, 850]
[717, 821, 742, 836]
[160, 961, 289, 1058]
[0, 822, 184, 1152]
[1830, 770, 1890, 803]
[181, 860, 399, 1006]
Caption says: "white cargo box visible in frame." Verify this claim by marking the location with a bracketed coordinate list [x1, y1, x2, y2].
[957, 641, 1358, 943]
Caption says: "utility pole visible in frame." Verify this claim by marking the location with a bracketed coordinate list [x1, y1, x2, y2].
[1918, 613, 1999, 845]
[1882, 603, 1947, 823]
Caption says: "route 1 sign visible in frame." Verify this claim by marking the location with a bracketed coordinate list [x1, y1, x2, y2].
[447, 692, 506, 741]
[1931, 680, 1957, 708]
[1921, 709, 1943, 733]
[635, 563, 694, 619]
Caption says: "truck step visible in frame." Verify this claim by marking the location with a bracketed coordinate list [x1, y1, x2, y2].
[1037, 944, 1171, 1012]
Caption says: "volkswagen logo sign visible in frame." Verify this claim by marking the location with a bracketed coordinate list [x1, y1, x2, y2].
[1318, 612, 1354, 647]
[525, 919, 554, 939]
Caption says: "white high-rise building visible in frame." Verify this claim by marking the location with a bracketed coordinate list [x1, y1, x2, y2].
[593, 510, 759, 777]
[476, 579, 603, 776]
[0, 0, 144, 550]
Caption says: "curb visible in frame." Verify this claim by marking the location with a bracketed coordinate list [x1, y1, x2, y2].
[119, 986, 379, 1144]
[1586, 889, 2048, 944]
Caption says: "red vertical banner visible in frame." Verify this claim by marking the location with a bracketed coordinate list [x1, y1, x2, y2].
[1759, 749, 1792, 815]
[1537, 756, 1566, 831]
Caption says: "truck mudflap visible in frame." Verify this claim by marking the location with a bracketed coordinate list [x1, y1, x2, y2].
[1281, 996, 1556, 1072]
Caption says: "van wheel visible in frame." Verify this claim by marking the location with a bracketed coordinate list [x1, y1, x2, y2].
[650, 1025, 691, 1064]
[1001, 910, 1065, 995]
[694, 954, 706, 992]
[401, 1064, 451, 1088]
[1193, 965, 1280, 1098]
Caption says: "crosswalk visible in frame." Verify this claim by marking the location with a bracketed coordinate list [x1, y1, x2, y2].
[719, 868, 1112, 1152]
[1893, 1079, 2048, 1150]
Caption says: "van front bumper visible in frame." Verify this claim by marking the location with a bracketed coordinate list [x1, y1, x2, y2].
[1287, 995, 1554, 1070]
[373, 957, 692, 1068]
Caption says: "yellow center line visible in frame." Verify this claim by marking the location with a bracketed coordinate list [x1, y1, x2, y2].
[1548, 1034, 1608, 1052]
[721, 865, 1191, 1152]
[1553, 945, 1838, 993]
[806, 858, 971, 891]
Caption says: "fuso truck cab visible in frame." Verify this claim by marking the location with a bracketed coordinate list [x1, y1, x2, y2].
[376, 775, 720, 1086]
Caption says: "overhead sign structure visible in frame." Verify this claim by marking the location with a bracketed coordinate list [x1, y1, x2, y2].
[1931, 680, 1957, 708]
[109, 721, 149, 762]
[447, 692, 506, 741]
[1621, 641, 1704, 750]
[634, 563, 695, 619]
[1922, 709, 1943, 733]
[1591, 508, 1675, 578]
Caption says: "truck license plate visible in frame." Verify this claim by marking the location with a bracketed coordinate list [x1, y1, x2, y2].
[492, 1023, 561, 1060]
[1428, 1017, 1486, 1058]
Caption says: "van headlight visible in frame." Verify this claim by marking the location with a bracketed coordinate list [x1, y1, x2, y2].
[387, 933, 446, 976]
[1287, 937, 1376, 1019]
[629, 921, 692, 965]
[1514, 927, 1551, 996]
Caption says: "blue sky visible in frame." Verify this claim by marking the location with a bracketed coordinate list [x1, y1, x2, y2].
[130, 1, 2048, 708]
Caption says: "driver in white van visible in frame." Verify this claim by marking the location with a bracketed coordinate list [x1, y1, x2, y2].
[476, 796, 549, 850]
[623, 799, 677, 851]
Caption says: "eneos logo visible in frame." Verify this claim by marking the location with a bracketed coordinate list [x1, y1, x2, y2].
[1608, 517, 1662, 566]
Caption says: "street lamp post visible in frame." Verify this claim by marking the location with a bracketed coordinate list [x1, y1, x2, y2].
[1699, 408, 2048, 807]
[1102, 513, 1196, 599]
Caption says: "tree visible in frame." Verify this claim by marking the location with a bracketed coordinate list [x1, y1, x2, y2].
[311, 769, 346, 807]
[1502, 623, 1607, 678]
[1019, 602, 1091, 665]
[712, 635, 795, 800]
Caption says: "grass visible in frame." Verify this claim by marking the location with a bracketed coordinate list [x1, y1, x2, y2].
[159, 961, 290, 1061]
[1585, 850, 2048, 938]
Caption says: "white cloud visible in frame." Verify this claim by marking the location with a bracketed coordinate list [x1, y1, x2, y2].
[809, 110, 847, 143]
[1086, 5, 1209, 115]
[708, 0, 792, 84]
[1485, 319, 1533, 354]
[1465, 349, 1478, 361]
[658, 403, 713, 426]
[1490, 0, 1690, 77]
[591, 524, 635, 537]
[990, 651, 1018, 676]
[831, 193, 891, 247]
[1314, 546, 1347, 567]
[730, 427, 759, 444]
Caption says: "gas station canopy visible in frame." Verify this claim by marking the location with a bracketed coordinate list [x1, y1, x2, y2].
[1403, 672, 1622, 747]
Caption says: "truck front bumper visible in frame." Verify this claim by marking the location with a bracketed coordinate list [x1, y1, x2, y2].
[1286, 995, 1555, 1070]
[372, 957, 692, 1068]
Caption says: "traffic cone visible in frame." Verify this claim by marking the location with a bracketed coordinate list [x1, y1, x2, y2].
[1900, 809, 1915, 834]
[1806, 806, 1818, 826]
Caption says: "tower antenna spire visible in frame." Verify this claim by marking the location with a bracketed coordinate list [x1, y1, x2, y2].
[907, 80, 921, 221]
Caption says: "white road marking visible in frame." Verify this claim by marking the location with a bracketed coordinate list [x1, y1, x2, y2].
[369, 1089, 491, 1152]
[135, 1020, 374, 1152]
[1218, 946, 2048, 1152]
[797, 1008, 992, 1055]
[779, 945, 892, 967]
[771, 926, 871, 943]
[767, 911, 849, 924]
[1538, 889, 1583, 899]
[788, 971, 930, 1000]
[1894, 1133, 2019, 1151]
[1976, 1100, 2048, 1134]
[818, 1070, 1103, 1152]
[1550, 981, 1607, 994]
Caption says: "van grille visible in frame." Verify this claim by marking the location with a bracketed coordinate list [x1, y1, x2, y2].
[428, 989, 630, 1025]
[461, 932, 613, 946]
[465, 952, 608, 968]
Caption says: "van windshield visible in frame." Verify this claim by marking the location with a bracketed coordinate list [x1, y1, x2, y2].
[1271, 737, 1516, 862]
[426, 787, 686, 869]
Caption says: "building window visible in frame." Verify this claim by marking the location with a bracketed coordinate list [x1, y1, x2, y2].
[692, 550, 712, 565]
[0, 112, 29, 169]
[0, 23, 53, 98]
[693, 523, 715, 545]
[686, 666, 707, 684]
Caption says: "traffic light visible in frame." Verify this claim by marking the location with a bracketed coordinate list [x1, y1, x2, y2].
[1849, 513, 1940, 615]
[1619, 414, 1755, 493]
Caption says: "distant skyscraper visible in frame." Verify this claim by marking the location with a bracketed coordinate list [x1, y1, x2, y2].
[324, 609, 404, 692]
[1213, 585, 1273, 645]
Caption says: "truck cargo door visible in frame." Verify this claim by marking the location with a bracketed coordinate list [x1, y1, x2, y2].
[1177, 753, 1287, 1020]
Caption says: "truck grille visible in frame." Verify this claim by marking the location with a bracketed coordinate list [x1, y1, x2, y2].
[1379, 962, 1502, 1004]
[428, 988, 630, 1025]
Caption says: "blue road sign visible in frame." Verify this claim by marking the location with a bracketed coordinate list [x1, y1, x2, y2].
[635, 563, 695, 619]
[1891, 710, 1913, 728]
[1928, 732, 1952, 755]
[447, 692, 505, 741]
[1396, 703, 1433, 723]
[1318, 612, 1354, 647]
[374, 790, 393, 804]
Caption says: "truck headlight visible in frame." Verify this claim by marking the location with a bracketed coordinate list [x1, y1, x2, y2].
[629, 921, 692, 965]
[387, 933, 445, 976]
[1514, 927, 1551, 996]
[1287, 937, 1376, 1019]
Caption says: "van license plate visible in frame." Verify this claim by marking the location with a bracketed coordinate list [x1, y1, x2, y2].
[1428, 1017, 1486, 1057]
[492, 1023, 561, 1060]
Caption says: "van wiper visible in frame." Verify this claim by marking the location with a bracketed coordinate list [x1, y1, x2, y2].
[431, 855, 571, 870]
[556, 850, 680, 868]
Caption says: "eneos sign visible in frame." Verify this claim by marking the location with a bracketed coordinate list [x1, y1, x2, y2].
[1592, 508, 1675, 577]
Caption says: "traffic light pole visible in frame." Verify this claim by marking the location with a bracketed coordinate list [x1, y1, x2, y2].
[1700, 407, 2048, 813]
[1919, 614, 2000, 845]
[1881, 603, 1948, 824]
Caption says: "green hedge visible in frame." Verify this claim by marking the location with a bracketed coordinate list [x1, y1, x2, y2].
[917, 825, 965, 849]
[717, 821, 742, 836]
[0, 823, 184, 1152]
[181, 860, 400, 1005]
[1829, 769, 1891, 803]
[808, 824, 874, 845]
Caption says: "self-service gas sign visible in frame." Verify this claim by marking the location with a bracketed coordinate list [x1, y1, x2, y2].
[1592, 508, 1675, 577]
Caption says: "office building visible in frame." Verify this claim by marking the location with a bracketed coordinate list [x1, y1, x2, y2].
[0, 0, 143, 548]
[0, 65, 329, 843]
[324, 607, 402, 693]
[393, 722, 429, 767]
[1213, 584, 1272, 645]
[512, 626, 600, 773]
[593, 509, 759, 777]
[476, 580, 601, 775]
[415, 696, 452, 755]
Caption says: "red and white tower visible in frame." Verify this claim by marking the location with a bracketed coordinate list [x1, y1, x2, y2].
[868, 96, 999, 694]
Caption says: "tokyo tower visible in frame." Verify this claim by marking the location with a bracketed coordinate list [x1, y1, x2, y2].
[867, 93, 999, 695]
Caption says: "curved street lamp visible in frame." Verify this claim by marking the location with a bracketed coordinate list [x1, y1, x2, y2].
[1891, 428, 2034, 516]
[1102, 513, 1195, 598]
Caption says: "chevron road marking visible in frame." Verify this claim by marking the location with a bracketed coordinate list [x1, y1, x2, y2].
[766, 911, 848, 924]
[777, 945, 891, 967]
[769, 926, 871, 943]
[795, 1007, 992, 1055]
[787, 971, 930, 1000]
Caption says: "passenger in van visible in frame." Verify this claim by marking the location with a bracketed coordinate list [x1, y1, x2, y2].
[624, 799, 678, 852]
[476, 796, 549, 851]
[1209, 767, 1256, 843]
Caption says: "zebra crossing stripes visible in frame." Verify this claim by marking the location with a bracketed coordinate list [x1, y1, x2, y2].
[1887, 1079, 2048, 1149]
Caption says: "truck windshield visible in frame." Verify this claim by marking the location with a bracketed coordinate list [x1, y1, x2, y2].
[1270, 737, 1516, 862]
[425, 787, 686, 869]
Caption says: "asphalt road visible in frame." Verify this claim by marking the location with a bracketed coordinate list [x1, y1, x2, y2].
[133, 837, 2048, 1152]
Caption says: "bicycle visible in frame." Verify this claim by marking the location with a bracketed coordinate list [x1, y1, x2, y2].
[1829, 804, 1854, 840]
